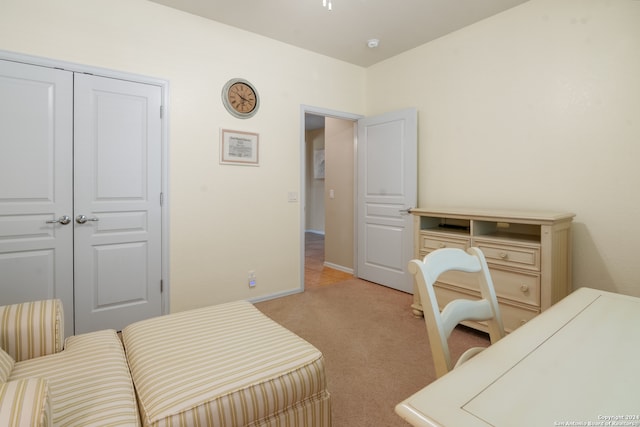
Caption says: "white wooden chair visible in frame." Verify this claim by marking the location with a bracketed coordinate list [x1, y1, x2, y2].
[408, 247, 505, 378]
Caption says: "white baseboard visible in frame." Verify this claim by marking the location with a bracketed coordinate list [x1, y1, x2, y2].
[305, 229, 325, 235]
[323, 262, 354, 274]
[248, 287, 303, 304]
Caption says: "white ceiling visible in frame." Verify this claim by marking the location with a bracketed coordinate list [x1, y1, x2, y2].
[148, 0, 529, 67]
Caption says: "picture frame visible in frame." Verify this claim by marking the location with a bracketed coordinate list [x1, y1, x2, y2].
[220, 129, 259, 166]
[314, 149, 325, 179]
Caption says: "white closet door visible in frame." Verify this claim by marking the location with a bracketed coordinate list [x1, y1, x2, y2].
[0, 60, 74, 332]
[73, 73, 163, 333]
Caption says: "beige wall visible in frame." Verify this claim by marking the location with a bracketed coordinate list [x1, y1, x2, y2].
[324, 118, 355, 271]
[305, 128, 325, 233]
[367, 0, 640, 296]
[2, 0, 639, 307]
[0, 0, 366, 312]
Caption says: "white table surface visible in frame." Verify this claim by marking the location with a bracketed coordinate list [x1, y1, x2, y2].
[395, 287, 640, 427]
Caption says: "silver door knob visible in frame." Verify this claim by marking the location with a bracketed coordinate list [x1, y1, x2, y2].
[46, 215, 71, 225]
[76, 215, 99, 224]
[398, 207, 413, 215]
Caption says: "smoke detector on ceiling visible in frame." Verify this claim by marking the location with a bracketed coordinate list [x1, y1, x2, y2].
[367, 39, 380, 49]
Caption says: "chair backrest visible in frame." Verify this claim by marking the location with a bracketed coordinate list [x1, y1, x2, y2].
[408, 247, 505, 378]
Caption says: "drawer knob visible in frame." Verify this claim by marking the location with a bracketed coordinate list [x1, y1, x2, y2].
[499, 252, 508, 259]
[439, 243, 446, 248]
[520, 284, 529, 293]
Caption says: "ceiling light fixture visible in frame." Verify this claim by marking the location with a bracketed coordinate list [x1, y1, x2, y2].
[322, 0, 332, 11]
[367, 39, 380, 49]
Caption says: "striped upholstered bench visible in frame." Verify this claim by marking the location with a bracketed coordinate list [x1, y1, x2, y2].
[122, 300, 332, 427]
[0, 299, 140, 426]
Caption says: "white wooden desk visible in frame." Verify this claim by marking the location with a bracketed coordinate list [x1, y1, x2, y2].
[396, 287, 640, 427]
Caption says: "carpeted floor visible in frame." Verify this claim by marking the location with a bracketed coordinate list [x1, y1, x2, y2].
[255, 277, 490, 427]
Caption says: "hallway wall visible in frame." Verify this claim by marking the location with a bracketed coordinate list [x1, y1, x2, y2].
[305, 128, 325, 234]
[324, 117, 354, 271]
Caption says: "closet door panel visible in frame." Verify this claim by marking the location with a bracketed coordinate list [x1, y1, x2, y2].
[73, 73, 162, 333]
[0, 60, 74, 333]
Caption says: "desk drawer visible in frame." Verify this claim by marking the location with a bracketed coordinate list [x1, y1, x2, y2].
[475, 241, 540, 271]
[490, 267, 540, 306]
[419, 232, 470, 252]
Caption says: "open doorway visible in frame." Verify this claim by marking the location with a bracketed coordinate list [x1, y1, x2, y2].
[300, 106, 417, 294]
[301, 107, 361, 289]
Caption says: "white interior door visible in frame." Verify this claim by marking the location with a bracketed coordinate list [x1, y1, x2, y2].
[0, 60, 74, 331]
[73, 74, 163, 333]
[357, 108, 417, 293]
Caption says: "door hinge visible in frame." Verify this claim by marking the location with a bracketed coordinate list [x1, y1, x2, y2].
[160, 105, 164, 118]
[160, 279, 163, 293]
[160, 192, 164, 206]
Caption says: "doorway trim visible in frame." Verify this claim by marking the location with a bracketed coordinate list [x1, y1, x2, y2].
[299, 105, 363, 290]
[0, 49, 171, 316]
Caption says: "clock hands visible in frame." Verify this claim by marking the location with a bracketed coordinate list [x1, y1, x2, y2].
[230, 86, 255, 112]
[231, 87, 250, 102]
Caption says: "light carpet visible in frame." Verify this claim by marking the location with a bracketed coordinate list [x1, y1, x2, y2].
[255, 278, 490, 427]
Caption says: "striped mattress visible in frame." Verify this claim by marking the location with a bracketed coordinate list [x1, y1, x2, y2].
[122, 300, 332, 427]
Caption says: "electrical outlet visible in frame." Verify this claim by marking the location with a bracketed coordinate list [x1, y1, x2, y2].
[248, 270, 256, 288]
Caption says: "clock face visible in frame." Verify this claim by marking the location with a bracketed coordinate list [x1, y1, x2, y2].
[222, 79, 260, 119]
[228, 83, 256, 113]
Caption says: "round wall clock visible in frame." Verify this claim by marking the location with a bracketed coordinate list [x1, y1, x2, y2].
[221, 78, 260, 119]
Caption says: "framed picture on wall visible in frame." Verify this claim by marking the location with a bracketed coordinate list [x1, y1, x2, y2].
[314, 149, 325, 179]
[220, 129, 259, 166]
